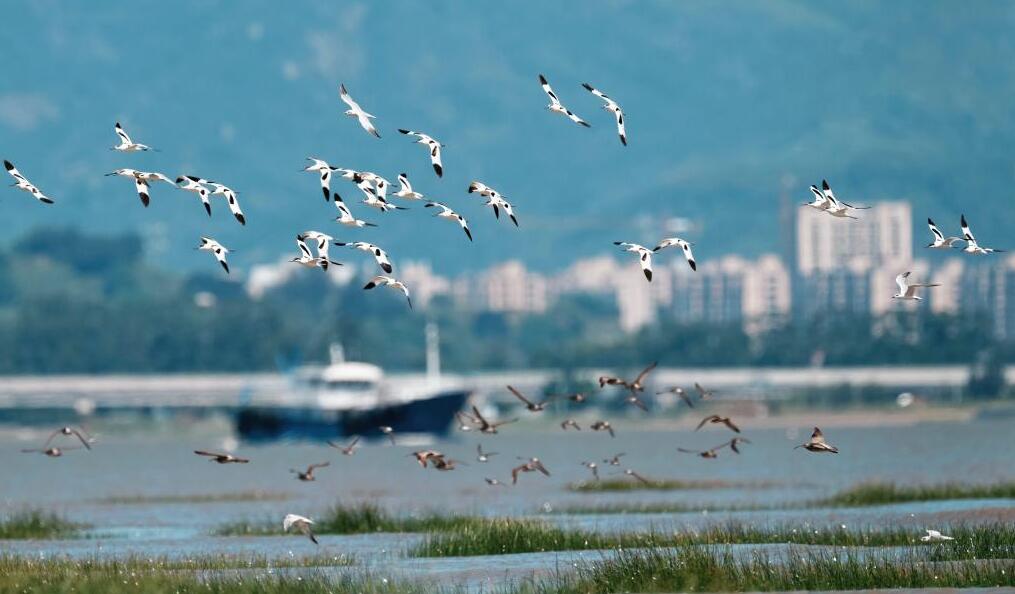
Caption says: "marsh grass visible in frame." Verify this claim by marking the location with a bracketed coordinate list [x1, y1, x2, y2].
[567, 478, 765, 493]
[0, 509, 84, 539]
[215, 502, 480, 536]
[96, 491, 291, 505]
[0, 553, 354, 572]
[814, 481, 1015, 507]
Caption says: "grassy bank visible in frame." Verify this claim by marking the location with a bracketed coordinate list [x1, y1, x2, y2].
[0, 509, 84, 540]
[567, 478, 769, 493]
[0, 554, 354, 572]
[215, 502, 481, 536]
[814, 481, 1015, 507]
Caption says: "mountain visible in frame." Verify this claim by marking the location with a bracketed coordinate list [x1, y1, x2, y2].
[3, 1, 1013, 275]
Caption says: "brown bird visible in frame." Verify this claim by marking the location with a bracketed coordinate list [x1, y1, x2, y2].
[565, 392, 589, 403]
[21, 447, 77, 457]
[511, 457, 551, 484]
[507, 386, 554, 412]
[378, 426, 396, 445]
[291, 462, 330, 481]
[471, 406, 518, 434]
[620, 468, 653, 485]
[694, 382, 715, 400]
[431, 456, 464, 471]
[456, 411, 478, 431]
[560, 418, 581, 431]
[581, 461, 600, 480]
[598, 362, 657, 394]
[656, 387, 694, 408]
[590, 420, 615, 437]
[727, 437, 751, 453]
[45, 426, 94, 450]
[328, 436, 360, 456]
[678, 438, 750, 459]
[795, 427, 839, 453]
[695, 414, 741, 433]
[194, 450, 250, 464]
[603, 452, 626, 466]
[409, 449, 445, 468]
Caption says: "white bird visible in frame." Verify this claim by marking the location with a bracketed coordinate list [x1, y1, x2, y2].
[393, 173, 424, 201]
[303, 158, 342, 202]
[582, 83, 626, 145]
[820, 180, 869, 218]
[298, 231, 334, 260]
[614, 241, 654, 282]
[538, 74, 590, 127]
[653, 237, 697, 271]
[363, 275, 412, 309]
[335, 241, 393, 273]
[425, 201, 472, 241]
[920, 529, 954, 542]
[197, 237, 231, 273]
[291, 236, 337, 270]
[282, 513, 319, 545]
[4, 160, 53, 204]
[105, 169, 173, 207]
[361, 191, 406, 213]
[468, 181, 518, 226]
[207, 182, 245, 225]
[111, 122, 154, 152]
[176, 176, 213, 216]
[339, 83, 380, 138]
[358, 172, 391, 200]
[893, 271, 940, 301]
[334, 201, 377, 228]
[961, 214, 1004, 255]
[926, 218, 963, 249]
[398, 129, 444, 177]
[803, 185, 830, 211]
[467, 181, 501, 198]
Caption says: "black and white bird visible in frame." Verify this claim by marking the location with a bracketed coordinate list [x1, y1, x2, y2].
[197, 237, 231, 273]
[653, 237, 697, 271]
[393, 173, 424, 201]
[795, 427, 839, 454]
[582, 83, 626, 145]
[538, 74, 590, 127]
[282, 514, 319, 545]
[335, 241, 393, 273]
[105, 169, 174, 207]
[614, 242, 654, 282]
[44, 426, 94, 450]
[803, 185, 831, 211]
[398, 130, 444, 177]
[339, 83, 380, 138]
[363, 275, 412, 309]
[207, 182, 245, 225]
[303, 158, 342, 202]
[820, 180, 869, 219]
[425, 202, 472, 241]
[893, 271, 940, 301]
[468, 182, 517, 226]
[292, 234, 339, 270]
[299, 231, 334, 260]
[334, 202, 377, 228]
[111, 122, 154, 152]
[4, 160, 53, 204]
[176, 176, 213, 216]
[960, 214, 1004, 255]
[926, 218, 963, 249]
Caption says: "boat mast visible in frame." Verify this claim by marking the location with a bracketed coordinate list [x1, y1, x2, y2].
[425, 321, 441, 386]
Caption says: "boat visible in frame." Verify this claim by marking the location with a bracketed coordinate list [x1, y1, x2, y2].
[235, 324, 470, 442]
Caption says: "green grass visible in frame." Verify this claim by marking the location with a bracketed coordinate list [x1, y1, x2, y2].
[567, 478, 769, 493]
[95, 491, 291, 505]
[814, 481, 1015, 507]
[0, 553, 354, 572]
[0, 509, 84, 539]
[525, 546, 1015, 593]
[215, 502, 481, 536]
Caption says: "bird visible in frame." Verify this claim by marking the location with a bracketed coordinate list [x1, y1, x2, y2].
[679, 438, 751, 459]
[335, 202, 377, 228]
[795, 427, 839, 453]
[476, 444, 497, 462]
[926, 218, 963, 249]
[206, 182, 246, 225]
[893, 271, 940, 301]
[175, 176, 213, 216]
[44, 426, 94, 450]
[467, 181, 502, 198]
[393, 173, 424, 201]
[485, 477, 507, 487]
[560, 419, 581, 431]
[603, 453, 626, 466]
[511, 457, 551, 484]
[425, 202, 472, 241]
[111, 122, 154, 152]
[299, 231, 334, 260]
[282, 514, 318, 545]
[619, 468, 653, 485]
[726, 437, 751, 453]
[4, 160, 54, 204]
[105, 169, 174, 207]
[470, 405, 517, 434]
[379, 425, 396, 445]
[820, 179, 870, 216]
[467, 182, 518, 226]
[291, 236, 337, 270]
[197, 237, 231, 274]
[328, 436, 360, 456]
[614, 242, 654, 281]
[303, 158, 343, 202]
[398, 130, 444, 177]
[921, 529, 954, 542]
[334, 241, 393, 273]
[582, 82, 626, 145]
[564, 392, 588, 403]
[961, 214, 1004, 254]
[581, 461, 600, 480]
[431, 456, 464, 471]
[456, 411, 478, 432]
[656, 387, 694, 408]
[653, 238, 697, 271]
[21, 447, 78, 457]
[339, 83, 380, 138]
[194, 450, 249, 464]
[694, 382, 715, 400]
[803, 185, 831, 211]
[538, 74, 590, 127]
[410, 449, 445, 468]
[590, 420, 615, 437]
[291, 462, 330, 481]
[696, 414, 741, 433]
[598, 362, 657, 394]
[507, 385, 553, 412]
[363, 275, 412, 310]
[625, 392, 649, 411]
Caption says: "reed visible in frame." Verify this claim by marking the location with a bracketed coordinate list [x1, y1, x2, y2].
[0, 509, 83, 539]
[567, 478, 753, 492]
[814, 481, 1015, 507]
[215, 502, 480, 536]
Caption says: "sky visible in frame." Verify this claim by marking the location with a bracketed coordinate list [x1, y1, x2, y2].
[2, 1, 1014, 276]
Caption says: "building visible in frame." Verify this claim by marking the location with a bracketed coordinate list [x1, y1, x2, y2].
[796, 201, 912, 275]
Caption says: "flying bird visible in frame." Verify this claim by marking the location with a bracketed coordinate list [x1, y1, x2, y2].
[207, 182, 246, 225]
[560, 418, 581, 431]
[363, 275, 412, 309]
[21, 447, 78, 457]
[590, 420, 615, 437]
[603, 453, 626, 466]
[694, 382, 715, 400]
[44, 426, 94, 450]
[485, 477, 507, 487]
[379, 425, 396, 445]
[398, 129, 444, 177]
[4, 160, 54, 204]
[960, 214, 1004, 255]
[656, 387, 694, 408]
[304, 158, 343, 202]
[106, 169, 174, 207]
[538, 74, 590, 127]
[893, 271, 940, 301]
[598, 362, 657, 394]
[194, 450, 249, 464]
[425, 201, 472, 241]
[334, 202, 377, 228]
[339, 83, 380, 138]
[291, 462, 330, 482]
[470, 405, 517, 434]
[614, 242, 654, 281]
[803, 185, 831, 211]
[467, 182, 518, 226]
[926, 218, 963, 249]
[507, 386, 553, 412]
[291, 235, 338, 270]
[678, 438, 751, 459]
[111, 122, 155, 152]
[393, 173, 424, 201]
[654, 238, 697, 271]
[582, 82, 626, 145]
[620, 468, 653, 485]
[476, 444, 497, 462]
[176, 176, 213, 216]
[695, 415, 741, 434]
[794, 427, 839, 453]
[335, 241, 393, 273]
[197, 237, 231, 273]
[282, 514, 318, 545]
[581, 461, 600, 480]
[511, 457, 551, 484]
[328, 436, 360, 455]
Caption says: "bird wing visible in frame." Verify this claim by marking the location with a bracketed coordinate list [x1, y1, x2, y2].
[114, 122, 133, 145]
[538, 74, 561, 106]
[533, 460, 551, 476]
[70, 428, 92, 450]
[810, 427, 826, 444]
[194, 450, 224, 458]
[634, 361, 658, 385]
[613, 108, 626, 144]
[471, 405, 488, 426]
[339, 84, 362, 111]
[309, 462, 330, 471]
[695, 415, 717, 431]
[723, 418, 741, 433]
[430, 142, 443, 177]
[639, 249, 653, 281]
[507, 385, 533, 406]
[680, 241, 697, 271]
[296, 237, 313, 259]
[896, 272, 909, 294]
[927, 218, 945, 242]
[960, 215, 976, 243]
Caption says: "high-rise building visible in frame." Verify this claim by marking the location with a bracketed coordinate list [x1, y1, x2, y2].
[796, 201, 912, 275]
